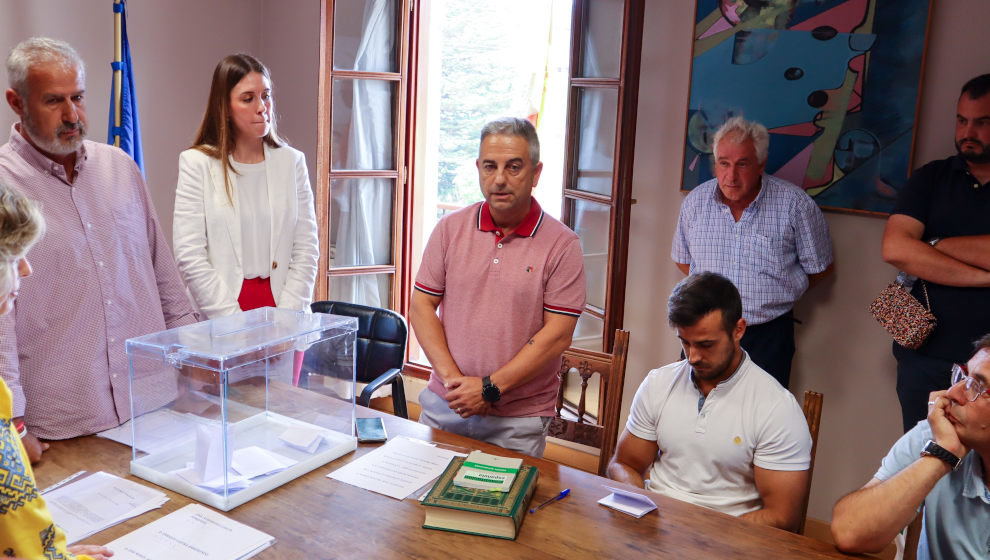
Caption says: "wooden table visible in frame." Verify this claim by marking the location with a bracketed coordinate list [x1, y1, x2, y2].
[35, 405, 855, 559]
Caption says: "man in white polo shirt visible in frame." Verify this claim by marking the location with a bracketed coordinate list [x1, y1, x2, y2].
[607, 272, 811, 531]
[411, 117, 585, 457]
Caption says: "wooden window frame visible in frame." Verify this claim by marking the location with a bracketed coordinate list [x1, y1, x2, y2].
[315, 0, 412, 309]
[561, 0, 644, 353]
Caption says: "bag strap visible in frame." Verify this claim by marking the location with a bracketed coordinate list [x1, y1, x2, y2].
[920, 280, 932, 311]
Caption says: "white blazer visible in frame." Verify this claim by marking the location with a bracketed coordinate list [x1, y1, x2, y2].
[173, 144, 319, 319]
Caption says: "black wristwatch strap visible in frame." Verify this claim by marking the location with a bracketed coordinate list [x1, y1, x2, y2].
[921, 440, 962, 470]
[482, 375, 501, 403]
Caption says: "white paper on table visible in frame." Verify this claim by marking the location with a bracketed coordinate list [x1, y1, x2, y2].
[598, 485, 658, 518]
[96, 408, 204, 454]
[327, 435, 465, 500]
[105, 503, 274, 560]
[232, 446, 297, 479]
[279, 426, 326, 454]
[45, 471, 169, 544]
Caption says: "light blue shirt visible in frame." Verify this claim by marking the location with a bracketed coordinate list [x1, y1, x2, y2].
[875, 422, 990, 560]
[671, 174, 832, 324]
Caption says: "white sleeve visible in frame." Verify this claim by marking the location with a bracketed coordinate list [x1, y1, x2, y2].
[626, 369, 665, 442]
[753, 393, 813, 471]
[172, 150, 241, 318]
[275, 150, 319, 311]
[876, 422, 931, 481]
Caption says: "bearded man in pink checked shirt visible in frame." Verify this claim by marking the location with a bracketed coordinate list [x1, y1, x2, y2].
[411, 117, 586, 458]
[0, 38, 197, 462]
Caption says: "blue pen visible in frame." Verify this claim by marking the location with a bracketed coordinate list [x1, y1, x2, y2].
[530, 488, 570, 513]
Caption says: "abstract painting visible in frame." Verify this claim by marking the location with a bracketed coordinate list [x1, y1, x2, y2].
[681, 0, 932, 215]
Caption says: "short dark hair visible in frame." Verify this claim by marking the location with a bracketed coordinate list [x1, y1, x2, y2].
[667, 272, 742, 333]
[973, 333, 990, 352]
[961, 74, 990, 100]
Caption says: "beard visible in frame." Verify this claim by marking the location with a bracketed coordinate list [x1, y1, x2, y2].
[22, 111, 86, 156]
[690, 348, 738, 383]
[956, 138, 990, 164]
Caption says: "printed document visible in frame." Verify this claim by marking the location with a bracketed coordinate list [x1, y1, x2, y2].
[105, 503, 274, 560]
[328, 435, 464, 500]
[45, 471, 168, 544]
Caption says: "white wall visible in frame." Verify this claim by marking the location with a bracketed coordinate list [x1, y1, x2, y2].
[626, 2, 990, 522]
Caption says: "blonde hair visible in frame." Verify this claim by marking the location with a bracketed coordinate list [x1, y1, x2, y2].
[0, 183, 45, 294]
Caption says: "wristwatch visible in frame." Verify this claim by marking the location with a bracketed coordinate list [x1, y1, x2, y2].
[921, 439, 961, 470]
[481, 375, 501, 403]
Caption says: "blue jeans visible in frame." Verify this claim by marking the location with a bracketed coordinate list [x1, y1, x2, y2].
[418, 388, 551, 457]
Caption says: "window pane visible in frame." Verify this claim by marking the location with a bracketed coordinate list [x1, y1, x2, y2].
[331, 78, 396, 170]
[330, 178, 395, 267]
[329, 273, 392, 309]
[332, 0, 398, 72]
[573, 87, 617, 195]
[572, 312, 604, 351]
[577, 0, 623, 78]
[570, 198, 609, 309]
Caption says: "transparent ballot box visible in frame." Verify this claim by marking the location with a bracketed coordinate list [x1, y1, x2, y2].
[125, 308, 358, 511]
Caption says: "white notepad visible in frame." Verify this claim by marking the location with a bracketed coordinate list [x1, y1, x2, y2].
[598, 485, 658, 518]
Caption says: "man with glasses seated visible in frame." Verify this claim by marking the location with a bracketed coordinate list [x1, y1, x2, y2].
[832, 334, 990, 558]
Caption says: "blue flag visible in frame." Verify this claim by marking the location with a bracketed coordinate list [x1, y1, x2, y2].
[108, 0, 144, 175]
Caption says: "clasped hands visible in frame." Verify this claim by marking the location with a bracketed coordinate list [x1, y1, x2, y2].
[444, 376, 490, 419]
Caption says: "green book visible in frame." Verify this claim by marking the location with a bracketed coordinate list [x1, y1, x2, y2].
[453, 451, 523, 492]
[422, 456, 539, 540]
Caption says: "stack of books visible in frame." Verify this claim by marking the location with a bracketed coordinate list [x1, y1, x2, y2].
[422, 452, 539, 540]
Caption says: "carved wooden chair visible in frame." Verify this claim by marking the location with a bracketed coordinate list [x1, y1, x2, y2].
[798, 390, 823, 534]
[547, 330, 630, 476]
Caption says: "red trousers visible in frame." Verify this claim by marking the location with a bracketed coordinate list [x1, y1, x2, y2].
[238, 277, 303, 385]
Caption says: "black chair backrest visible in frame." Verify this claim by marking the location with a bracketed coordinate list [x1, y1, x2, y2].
[310, 301, 408, 384]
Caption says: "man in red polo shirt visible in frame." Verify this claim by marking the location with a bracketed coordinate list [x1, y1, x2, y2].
[411, 117, 586, 457]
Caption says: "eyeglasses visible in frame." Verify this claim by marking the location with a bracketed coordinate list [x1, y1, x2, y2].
[951, 363, 990, 402]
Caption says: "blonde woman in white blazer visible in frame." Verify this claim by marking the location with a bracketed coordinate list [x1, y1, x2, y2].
[173, 54, 318, 319]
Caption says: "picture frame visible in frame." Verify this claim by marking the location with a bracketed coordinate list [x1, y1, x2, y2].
[680, 0, 933, 216]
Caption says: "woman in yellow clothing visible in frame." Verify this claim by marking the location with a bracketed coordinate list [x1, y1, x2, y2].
[0, 184, 111, 559]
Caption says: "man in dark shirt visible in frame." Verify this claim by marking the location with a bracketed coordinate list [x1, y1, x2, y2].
[882, 73, 990, 431]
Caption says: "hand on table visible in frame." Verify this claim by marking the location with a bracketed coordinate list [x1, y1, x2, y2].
[22, 432, 48, 463]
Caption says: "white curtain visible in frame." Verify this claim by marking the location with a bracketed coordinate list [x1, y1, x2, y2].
[332, 0, 394, 307]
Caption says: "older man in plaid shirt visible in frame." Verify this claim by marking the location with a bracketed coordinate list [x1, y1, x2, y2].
[672, 116, 833, 388]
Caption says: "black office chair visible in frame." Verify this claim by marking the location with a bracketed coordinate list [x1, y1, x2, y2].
[306, 300, 409, 419]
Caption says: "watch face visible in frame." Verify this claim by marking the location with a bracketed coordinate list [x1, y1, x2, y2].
[482, 382, 501, 403]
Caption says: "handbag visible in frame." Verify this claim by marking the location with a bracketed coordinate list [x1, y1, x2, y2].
[869, 274, 936, 349]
